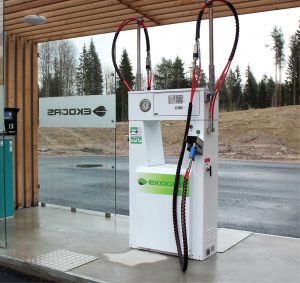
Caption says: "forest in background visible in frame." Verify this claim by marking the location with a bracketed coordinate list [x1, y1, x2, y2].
[38, 24, 300, 121]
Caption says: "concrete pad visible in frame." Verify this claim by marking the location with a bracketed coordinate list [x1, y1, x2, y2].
[104, 250, 168, 267]
[0, 207, 299, 283]
[217, 228, 253, 253]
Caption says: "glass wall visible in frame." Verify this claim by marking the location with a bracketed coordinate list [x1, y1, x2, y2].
[38, 95, 117, 215]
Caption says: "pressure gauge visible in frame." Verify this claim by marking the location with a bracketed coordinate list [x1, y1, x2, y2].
[139, 99, 151, 112]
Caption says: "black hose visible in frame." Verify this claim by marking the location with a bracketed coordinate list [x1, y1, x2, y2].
[195, 0, 239, 61]
[111, 19, 151, 90]
[173, 0, 239, 273]
[172, 102, 193, 272]
[112, 31, 123, 84]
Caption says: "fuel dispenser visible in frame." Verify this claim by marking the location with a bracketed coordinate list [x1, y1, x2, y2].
[128, 89, 218, 262]
[0, 108, 19, 218]
[112, 0, 239, 272]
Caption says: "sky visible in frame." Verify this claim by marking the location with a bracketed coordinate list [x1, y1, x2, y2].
[72, 7, 300, 83]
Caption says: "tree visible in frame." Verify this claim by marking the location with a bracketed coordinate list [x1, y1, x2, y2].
[258, 75, 268, 108]
[38, 41, 56, 97]
[270, 26, 285, 106]
[286, 23, 300, 105]
[76, 44, 87, 96]
[266, 77, 276, 107]
[170, 56, 189, 88]
[76, 39, 103, 96]
[223, 65, 242, 111]
[226, 69, 236, 111]
[243, 65, 258, 109]
[219, 79, 228, 111]
[103, 66, 116, 95]
[153, 58, 173, 89]
[198, 69, 208, 88]
[88, 39, 103, 95]
[234, 66, 243, 110]
[39, 40, 77, 97]
[116, 49, 135, 122]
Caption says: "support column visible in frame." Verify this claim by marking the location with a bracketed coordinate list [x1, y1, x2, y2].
[6, 34, 38, 209]
[15, 36, 25, 209]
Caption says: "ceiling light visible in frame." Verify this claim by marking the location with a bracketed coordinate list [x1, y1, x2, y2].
[23, 15, 47, 25]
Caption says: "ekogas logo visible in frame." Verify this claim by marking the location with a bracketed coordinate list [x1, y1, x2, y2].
[47, 106, 107, 117]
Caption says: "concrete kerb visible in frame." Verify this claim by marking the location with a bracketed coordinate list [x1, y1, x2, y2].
[0, 254, 106, 283]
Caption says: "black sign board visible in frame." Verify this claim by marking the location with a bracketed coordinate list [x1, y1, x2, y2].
[4, 108, 19, 136]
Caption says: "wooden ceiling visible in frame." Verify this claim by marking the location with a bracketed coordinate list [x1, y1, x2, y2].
[5, 0, 300, 43]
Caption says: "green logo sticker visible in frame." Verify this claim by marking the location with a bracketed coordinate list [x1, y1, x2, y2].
[131, 136, 142, 144]
[136, 173, 189, 196]
[130, 127, 142, 144]
[138, 178, 147, 185]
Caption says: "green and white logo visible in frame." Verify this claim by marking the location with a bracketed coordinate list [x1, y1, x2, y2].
[138, 178, 147, 185]
[130, 127, 142, 144]
[136, 173, 189, 196]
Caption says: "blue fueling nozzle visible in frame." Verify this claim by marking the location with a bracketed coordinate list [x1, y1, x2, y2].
[189, 145, 198, 161]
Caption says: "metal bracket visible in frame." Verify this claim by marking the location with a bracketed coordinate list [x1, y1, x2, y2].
[205, 92, 213, 103]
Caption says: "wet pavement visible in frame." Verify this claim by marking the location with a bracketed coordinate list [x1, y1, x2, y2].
[39, 156, 300, 238]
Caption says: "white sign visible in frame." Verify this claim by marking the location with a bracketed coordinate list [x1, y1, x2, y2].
[0, 86, 4, 132]
[39, 95, 116, 128]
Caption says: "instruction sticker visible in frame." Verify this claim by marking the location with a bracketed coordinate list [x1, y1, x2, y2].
[130, 127, 142, 144]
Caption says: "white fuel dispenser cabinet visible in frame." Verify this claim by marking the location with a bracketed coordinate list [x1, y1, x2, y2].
[128, 88, 218, 260]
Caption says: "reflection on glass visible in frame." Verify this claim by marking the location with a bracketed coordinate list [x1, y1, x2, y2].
[38, 127, 116, 214]
[0, 0, 6, 248]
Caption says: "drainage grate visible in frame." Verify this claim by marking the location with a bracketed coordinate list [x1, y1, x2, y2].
[28, 250, 98, 272]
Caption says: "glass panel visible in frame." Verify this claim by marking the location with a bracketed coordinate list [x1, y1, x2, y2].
[115, 125, 129, 215]
[0, 131, 7, 248]
[0, 0, 7, 248]
[38, 95, 117, 215]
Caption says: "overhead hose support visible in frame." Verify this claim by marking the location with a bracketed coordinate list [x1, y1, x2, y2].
[196, 0, 240, 128]
[112, 18, 152, 91]
[173, 0, 239, 272]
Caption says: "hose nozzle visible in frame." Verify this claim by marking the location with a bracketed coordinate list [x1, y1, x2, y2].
[193, 40, 200, 60]
[146, 52, 151, 70]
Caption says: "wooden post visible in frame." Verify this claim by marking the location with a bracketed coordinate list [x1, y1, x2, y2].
[6, 34, 16, 108]
[24, 40, 32, 208]
[15, 36, 25, 209]
[31, 42, 38, 206]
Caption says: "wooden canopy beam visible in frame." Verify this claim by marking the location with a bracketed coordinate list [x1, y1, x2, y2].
[5, 0, 299, 42]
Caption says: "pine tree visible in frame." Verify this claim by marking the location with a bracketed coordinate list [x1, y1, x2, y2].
[198, 69, 208, 88]
[270, 26, 285, 106]
[226, 69, 236, 111]
[243, 65, 258, 109]
[286, 23, 300, 105]
[219, 79, 228, 111]
[76, 44, 87, 96]
[258, 75, 268, 108]
[224, 65, 242, 111]
[76, 40, 103, 96]
[153, 58, 173, 89]
[88, 39, 103, 95]
[234, 66, 243, 110]
[170, 56, 189, 88]
[116, 49, 135, 122]
[266, 77, 276, 107]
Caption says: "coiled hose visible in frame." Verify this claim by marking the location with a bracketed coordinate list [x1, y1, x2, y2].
[111, 18, 152, 91]
[173, 0, 239, 272]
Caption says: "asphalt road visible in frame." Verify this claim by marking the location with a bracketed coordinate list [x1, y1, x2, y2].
[39, 156, 300, 238]
[0, 266, 54, 282]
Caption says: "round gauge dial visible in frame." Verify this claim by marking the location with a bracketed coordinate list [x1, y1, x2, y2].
[139, 99, 151, 112]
